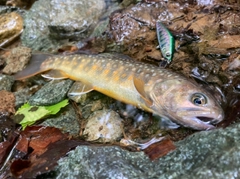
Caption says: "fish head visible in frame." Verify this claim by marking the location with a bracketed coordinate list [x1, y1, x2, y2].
[150, 78, 224, 130]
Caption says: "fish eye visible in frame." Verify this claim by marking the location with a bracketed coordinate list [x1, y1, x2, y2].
[191, 93, 207, 106]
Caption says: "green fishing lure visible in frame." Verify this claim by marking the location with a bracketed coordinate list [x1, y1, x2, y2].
[156, 21, 175, 64]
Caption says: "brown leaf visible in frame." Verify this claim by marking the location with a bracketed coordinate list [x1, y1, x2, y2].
[15, 126, 68, 156]
[144, 138, 176, 160]
[11, 139, 90, 178]
[209, 35, 240, 49]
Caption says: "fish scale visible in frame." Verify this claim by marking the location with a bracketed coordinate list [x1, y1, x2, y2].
[14, 53, 224, 130]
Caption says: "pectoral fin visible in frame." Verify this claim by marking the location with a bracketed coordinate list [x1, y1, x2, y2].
[42, 70, 68, 80]
[133, 77, 153, 107]
[68, 81, 94, 96]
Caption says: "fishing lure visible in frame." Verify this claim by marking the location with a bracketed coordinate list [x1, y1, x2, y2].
[156, 21, 175, 64]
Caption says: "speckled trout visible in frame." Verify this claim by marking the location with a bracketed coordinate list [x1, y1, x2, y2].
[14, 53, 224, 130]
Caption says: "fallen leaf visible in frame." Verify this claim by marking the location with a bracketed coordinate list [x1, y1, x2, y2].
[10, 126, 91, 178]
[144, 138, 176, 160]
[15, 126, 68, 155]
[14, 99, 69, 129]
[209, 35, 240, 49]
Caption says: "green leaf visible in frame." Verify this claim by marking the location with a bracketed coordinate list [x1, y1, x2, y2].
[46, 99, 69, 115]
[15, 99, 69, 130]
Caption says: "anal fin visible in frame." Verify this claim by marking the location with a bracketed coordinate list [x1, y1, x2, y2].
[133, 77, 153, 107]
[68, 81, 94, 96]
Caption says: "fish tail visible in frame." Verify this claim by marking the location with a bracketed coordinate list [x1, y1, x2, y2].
[14, 54, 52, 80]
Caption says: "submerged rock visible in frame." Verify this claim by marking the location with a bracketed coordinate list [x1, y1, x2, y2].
[54, 123, 240, 178]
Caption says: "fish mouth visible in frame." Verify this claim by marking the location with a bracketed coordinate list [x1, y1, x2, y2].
[175, 109, 224, 130]
[196, 116, 218, 124]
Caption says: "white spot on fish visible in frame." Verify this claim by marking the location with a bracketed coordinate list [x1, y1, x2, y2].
[137, 69, 142, 73]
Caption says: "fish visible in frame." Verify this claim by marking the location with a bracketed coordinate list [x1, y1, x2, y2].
[14, 53, 224, 130]
[156, 21, 175, 64]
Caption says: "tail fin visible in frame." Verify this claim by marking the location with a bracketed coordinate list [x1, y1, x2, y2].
[14, 54, 52, 80]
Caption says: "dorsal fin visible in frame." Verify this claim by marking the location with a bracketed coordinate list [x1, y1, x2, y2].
[14, 54, 52, 80]
[68, 81, 94, 96]
[133, 77, 153, 107]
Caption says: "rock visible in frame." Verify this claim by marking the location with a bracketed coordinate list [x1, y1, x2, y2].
[0, 90, 15, 114]
[83, 109, 123, 142]
[21, 0, 106, 51]
[2, 46, 31, 74]
[0, 74, 14, 91]
[28, 79, 73, 106]
[53, 123, 240, 178]
[14, 87, 32, 108]
[0, 12, 23, 47]
[41, 105, 80, 136]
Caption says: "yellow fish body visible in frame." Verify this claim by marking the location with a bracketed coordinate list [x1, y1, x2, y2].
[14, 53, 224, 130]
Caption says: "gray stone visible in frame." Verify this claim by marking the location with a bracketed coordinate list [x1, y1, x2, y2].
[14, 87, 31, 108]
[83, 109, 123, 142]
[21, 0, 106, 51]
[41, 105, 80, 136]
[54, 123, 240, 179]
[0, 74, 14, 91]
[28, 79, 73, 106]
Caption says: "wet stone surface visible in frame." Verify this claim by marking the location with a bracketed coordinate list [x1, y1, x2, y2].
[0, 74, 14, 91]
[28, 79, 73, 106]
[54, 123, 240, 179]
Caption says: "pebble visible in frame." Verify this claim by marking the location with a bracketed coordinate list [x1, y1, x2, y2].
[83, 109, 123, 142]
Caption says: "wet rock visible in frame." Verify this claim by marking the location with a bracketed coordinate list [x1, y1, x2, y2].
[0, 12, 23, 47]
[83, 109, 123, 142]
[41, 105, 80, 136]
[0, 90, 15, 114]
[0, 74, 14, 91]
[2, 46, 31, 74]
[28, 79, 73, 106]
[21, 0, 106, 51]
[54, 123, 240, 178]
